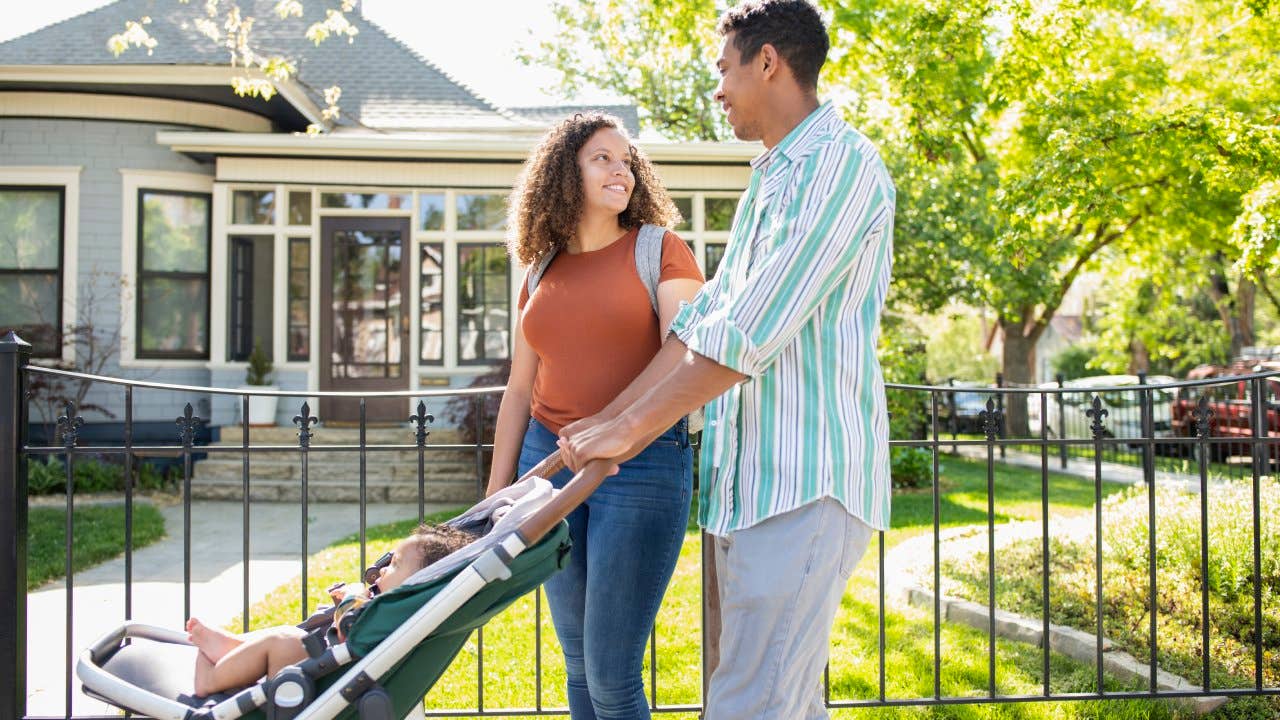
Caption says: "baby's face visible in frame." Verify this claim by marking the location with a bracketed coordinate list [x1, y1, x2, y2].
[374, 539, 424, 593]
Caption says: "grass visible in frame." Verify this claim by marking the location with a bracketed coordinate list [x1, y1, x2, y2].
[238, 458, 1255, 718]
[27, 502, 167, 591]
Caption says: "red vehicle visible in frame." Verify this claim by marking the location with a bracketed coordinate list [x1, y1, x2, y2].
[1170, 361, 1280, 464]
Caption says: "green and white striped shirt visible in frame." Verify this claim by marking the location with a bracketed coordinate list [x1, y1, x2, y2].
[671, 102, 895, 535]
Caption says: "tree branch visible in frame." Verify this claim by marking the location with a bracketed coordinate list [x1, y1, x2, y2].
[1035, 213, 1144, 333]
[1256, 272, 1280, 317]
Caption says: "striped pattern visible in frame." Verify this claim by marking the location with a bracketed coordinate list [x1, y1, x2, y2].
[670, 102, 896, 534]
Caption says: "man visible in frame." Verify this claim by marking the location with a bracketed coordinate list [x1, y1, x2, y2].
[558, 0, 895, 716]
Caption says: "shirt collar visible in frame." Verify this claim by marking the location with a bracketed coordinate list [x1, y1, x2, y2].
[749, 100, 842, 171]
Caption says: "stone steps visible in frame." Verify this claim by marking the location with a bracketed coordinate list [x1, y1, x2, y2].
[191, 425, 486, 503]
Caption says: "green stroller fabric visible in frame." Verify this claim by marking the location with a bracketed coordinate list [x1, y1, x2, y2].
[239, 521, 570, 720]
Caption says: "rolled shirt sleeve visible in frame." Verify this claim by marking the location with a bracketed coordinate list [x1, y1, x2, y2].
[677, 143, 894, 378]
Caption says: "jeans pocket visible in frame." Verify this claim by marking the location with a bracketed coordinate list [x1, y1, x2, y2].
[839, 513, 874, 578]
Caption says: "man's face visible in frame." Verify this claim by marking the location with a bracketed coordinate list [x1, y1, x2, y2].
[714, 32, 765, 142]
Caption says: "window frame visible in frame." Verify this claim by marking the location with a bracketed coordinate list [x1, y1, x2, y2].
[135, 187, 213, 361]
[0, 184, 66, 359]
[454, 241, 511, 367]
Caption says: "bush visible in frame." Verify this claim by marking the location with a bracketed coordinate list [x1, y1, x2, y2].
[943, 478, 1280, 690]
[890, 446, 936, 489]
[26, 456, 172, 496]
[879, 317, 930, 440]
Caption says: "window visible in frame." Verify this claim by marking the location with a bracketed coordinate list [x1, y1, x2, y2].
[0, 187, 63, 357]
[137, 189, 210, 358]
[419, 193, 444, 231]
[705, 243, 727, 279]
[320, 192, 410, 210]
[288, 238, 310, 361]
[457, 244, 509, 364]
[231, 189, 274, 225]
[228, 237, 254, 361]
[673, 196, 693, 232]
[288, 191, 311, 225]
[420, 243, 444, 364]
[456, 193, 507, 231]
[704, 197, 737, 231]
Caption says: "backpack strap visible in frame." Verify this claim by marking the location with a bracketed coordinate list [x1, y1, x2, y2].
[526, 248, 558, 298]
[634, 223, 665, 315]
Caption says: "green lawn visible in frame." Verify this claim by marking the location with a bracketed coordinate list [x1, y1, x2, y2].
[239, 457, 1241, 718]
[27, 502, 167, 591]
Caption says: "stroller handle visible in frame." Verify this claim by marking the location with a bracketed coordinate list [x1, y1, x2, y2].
[516, 459, 612, 545]
[516, 449, 566, 484]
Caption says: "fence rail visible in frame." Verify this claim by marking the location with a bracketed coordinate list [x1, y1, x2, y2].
[2, 332, 1278, 718]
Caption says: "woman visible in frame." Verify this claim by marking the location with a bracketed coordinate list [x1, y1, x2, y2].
[486, 112, 704, 720]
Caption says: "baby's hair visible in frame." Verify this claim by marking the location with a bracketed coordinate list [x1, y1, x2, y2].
[412, 524, 479, 568]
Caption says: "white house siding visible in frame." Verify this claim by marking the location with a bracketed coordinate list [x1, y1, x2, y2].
[1, 117, 216, 429]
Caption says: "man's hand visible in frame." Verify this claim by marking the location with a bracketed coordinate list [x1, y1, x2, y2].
[557, 416, 641, 473]
[559, 412, 608, 440]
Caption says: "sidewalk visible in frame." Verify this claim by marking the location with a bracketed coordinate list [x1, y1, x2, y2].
[947, 444, 1218, 490]
[26, 498, 453, 717]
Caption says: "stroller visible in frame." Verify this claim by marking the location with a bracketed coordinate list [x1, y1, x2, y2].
[76, 453, 608, 720]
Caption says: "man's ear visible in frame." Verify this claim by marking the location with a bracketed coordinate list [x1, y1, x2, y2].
[758, 43, 780, 80]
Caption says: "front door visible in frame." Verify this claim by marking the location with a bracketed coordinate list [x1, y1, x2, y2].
[319, 216, 411, 423]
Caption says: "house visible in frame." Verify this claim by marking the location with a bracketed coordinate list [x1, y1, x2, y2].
[0, 0, 755, 436]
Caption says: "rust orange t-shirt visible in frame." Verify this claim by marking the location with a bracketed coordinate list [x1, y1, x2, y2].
[518, 227, 703, 433]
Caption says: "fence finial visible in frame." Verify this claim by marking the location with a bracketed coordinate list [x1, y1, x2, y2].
[1086, 396, 1109, 440]
[293, 402, 318, 448]
[175, 403, 202, 448]
[410, 400, 433, 447]
[979, 397, 1002, 441]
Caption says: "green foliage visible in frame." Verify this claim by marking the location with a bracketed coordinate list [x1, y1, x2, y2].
[1049, 344, 1096, 381]
[879, 316, 929, 440]
[944, 480, 1280, 693]
[27, 456, 172, 496]
[523, 1, 728, 141]
[920, 311, 1000, 382]
[245, 340, 274, 386]
[890, 446, 934, 489]
[27, 503, 166, 590]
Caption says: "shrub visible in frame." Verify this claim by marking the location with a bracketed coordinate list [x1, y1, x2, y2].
[25, 456, 172, 496]
[879, 317, 930, 441]
[890, 446, 936, 489]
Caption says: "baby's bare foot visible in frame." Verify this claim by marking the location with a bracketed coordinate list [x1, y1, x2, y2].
[186, 618, 240, 664]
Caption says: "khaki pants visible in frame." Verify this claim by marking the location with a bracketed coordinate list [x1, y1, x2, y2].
[705, 498, 873, 720]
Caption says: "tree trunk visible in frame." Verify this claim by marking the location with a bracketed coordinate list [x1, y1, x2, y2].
[1206, 257, 1256, 360]
[999, 313, 1041, 436]
[1129, 338, 1150, 374]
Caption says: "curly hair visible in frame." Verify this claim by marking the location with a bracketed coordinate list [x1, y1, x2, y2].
[413, 523, 479, 568]
[508, 112, 681, 267]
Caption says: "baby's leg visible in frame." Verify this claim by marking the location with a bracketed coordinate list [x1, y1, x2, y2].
[194, 627, 308, 697]
[186, 618, 243, 664]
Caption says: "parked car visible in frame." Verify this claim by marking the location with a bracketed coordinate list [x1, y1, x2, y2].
[1170, 362, 1280, 463]
[940, 382, 999, 434]
[1030, 374, 1177, 442]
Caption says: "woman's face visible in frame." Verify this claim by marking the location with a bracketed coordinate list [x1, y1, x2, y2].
[576, 127, 635, 219]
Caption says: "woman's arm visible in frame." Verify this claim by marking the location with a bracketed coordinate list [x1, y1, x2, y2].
[485, 314, 539, 496]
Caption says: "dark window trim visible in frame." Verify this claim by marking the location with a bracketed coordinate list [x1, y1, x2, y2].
[0, 185, 65, 359]
[418, 242, 444, 366]
[136, 188, 212, 360]
[228, 236, 256, 362]
[455, 242, 510, 366]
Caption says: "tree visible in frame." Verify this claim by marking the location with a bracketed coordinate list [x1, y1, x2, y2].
[532, 0, 1280, 434]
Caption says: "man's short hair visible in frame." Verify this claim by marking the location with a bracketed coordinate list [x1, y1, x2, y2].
[717, 0, 829, 91]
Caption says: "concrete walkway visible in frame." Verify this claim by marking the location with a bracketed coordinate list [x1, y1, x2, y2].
[948, 444, 1231, 490]
[26, 498, 454, 717]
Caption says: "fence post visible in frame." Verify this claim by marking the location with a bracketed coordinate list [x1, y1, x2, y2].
[1138, 371, 1154, 485]
[1056, 373, 1067, 469]
[995, 372, 1006, 460]
[948, 378, 958, 454]
[0, 331, 31, 720]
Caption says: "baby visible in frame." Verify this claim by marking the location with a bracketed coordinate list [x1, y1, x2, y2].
[185, 523, 476, 697]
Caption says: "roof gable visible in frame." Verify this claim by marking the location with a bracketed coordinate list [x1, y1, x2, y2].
[0, 0, 533, 131]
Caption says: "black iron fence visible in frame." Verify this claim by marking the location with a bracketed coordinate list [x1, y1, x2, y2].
[2, 332, 1278, 718]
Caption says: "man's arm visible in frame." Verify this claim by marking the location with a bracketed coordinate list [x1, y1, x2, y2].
[559, 339, 746, 470]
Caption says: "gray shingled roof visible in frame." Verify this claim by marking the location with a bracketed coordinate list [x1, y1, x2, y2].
[507, 105, 641, 136]
[0, 0, 541, 131]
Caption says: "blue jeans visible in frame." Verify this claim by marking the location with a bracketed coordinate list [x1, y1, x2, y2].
[518, 417, 692, 720]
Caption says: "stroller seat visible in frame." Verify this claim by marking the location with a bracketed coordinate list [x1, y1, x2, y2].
[78, 475, 574, 720]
